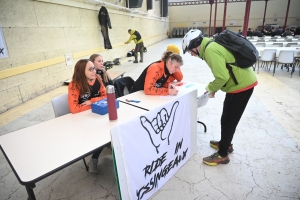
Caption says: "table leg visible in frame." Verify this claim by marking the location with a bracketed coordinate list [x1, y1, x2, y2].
[25, 183, 36, 200]
[197, 121, 207, 132]
[83, 158, 88, 171]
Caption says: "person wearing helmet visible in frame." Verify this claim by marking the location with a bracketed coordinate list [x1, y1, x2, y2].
[182, 29, 257, 166]
[125, 29, 144, 63]
[130, 45, 183, 95]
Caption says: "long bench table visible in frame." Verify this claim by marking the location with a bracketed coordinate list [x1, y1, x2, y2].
[0, 102, 147, 200]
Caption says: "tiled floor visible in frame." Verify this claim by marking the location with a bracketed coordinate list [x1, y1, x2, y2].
[0, 38, 300, 200]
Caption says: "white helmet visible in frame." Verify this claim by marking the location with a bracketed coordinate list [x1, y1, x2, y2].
[182, 29, 204, 54]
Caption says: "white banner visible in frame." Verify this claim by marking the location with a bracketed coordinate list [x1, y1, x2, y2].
[0, 26, 8, 58]
[117, 95, 191, 200]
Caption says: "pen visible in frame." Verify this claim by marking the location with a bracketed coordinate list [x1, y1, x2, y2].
[126, 99, 141, 103]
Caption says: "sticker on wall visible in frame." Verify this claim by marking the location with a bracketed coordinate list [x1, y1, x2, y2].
[0, 26, 9, 58]
[65, 53, 73, 66]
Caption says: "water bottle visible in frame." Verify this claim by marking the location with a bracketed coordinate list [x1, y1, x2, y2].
[106, 85, 118, 121]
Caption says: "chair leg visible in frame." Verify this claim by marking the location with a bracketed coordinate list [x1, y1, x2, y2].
[291, 63, 295, 78]
[273, 62, 278, 76]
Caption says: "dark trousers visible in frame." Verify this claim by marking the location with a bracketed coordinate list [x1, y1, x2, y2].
[92, 147, 103, 159]
[91, 142, 111, 159]
[101, 25, 112, 49]
[218, 88, 254, 157]
[134, 42, 144, 61]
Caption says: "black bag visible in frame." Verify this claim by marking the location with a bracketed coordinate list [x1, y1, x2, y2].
[103, 61, 114, 70]
[205, 29, 258, 85]
[127, 49, 135, 57]
[207, 29, 259, 68]
[143, 47, 147, 52]
[113, 58, 121, 65]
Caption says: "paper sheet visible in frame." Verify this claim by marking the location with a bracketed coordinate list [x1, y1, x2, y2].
[197, 93, 210, 108]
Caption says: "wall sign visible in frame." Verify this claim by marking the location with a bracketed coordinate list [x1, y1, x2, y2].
[0, 26, 9, 58]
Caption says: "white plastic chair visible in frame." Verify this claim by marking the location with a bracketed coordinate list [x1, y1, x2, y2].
[258, 49, 277, 74]
[254, 43, 266, 47]
[51, 93, 89, 171]
[275, 50, 295, 77]
[286, 43, 298, 47]
[271, 43, 283, 47]
[51, 93, 70, 117]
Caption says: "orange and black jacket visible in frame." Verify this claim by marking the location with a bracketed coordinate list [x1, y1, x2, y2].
[68, 75, 107, 114]
[131, 61, 183, 95]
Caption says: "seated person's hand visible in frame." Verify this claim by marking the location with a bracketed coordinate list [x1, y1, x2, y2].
[168, 88, 178, 96]
[82, 100, 92, 106]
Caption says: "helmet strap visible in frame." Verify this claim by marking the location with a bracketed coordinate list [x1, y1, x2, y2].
[190, 49, 198, 55]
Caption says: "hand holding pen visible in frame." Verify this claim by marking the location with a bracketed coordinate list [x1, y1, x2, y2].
[168, 83, 178, 96]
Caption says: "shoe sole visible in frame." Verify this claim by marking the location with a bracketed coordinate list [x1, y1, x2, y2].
[203, 159, 230, 166]
[210, 143, 234, 153]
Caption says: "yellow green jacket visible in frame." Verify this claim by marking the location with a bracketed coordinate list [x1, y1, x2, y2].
[199, 37, 257, 93]
[125, 30, 143, 44]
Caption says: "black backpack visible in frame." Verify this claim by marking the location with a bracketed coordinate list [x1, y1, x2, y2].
[205, 29, 258, 84]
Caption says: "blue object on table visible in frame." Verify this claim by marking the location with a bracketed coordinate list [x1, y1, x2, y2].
[91, 98, 119, 115]
[185, 83, 195, 88]
[126, 99, 141, 103]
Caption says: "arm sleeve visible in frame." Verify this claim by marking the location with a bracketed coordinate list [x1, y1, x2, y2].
[144, 65, 169, 95]
[106, 9, 112, 29]
[68, 82, 91, 114]
[125, 35, 136, 44]
[90, 79, 107, 103]
[204, 48, 230, 92]
[171, 70, 183, 81]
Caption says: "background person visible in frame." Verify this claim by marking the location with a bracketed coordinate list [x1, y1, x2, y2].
[182, 29, 257, 166]
[124, 29, 144, 63]
[89, 54, 113, 87]
[130, 52, 183, 95]
[68, 59, 107, 173]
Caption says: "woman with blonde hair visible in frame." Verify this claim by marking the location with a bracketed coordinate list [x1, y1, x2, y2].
[89, 54, 113, 87]
[130, 52, 183, 95]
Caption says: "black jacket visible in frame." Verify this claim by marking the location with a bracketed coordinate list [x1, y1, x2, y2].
[98, 6, 112, 29]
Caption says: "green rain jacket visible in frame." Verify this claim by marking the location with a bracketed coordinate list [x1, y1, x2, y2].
[125, 30, 143, 44]
[199, 37, 257, 93]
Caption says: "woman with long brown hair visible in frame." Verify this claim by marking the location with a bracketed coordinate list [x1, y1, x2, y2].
[68, 59, 107, 173]
[89, 54, 113, 87]
[68, 59, 107, 114]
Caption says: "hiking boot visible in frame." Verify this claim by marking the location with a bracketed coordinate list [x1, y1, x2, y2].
[210, 140, 234, 153]
[139, 60, 143, 63]
[133, 60, 138, 63]
[203, 152, 230, 166]
[88, 158, 98, 174]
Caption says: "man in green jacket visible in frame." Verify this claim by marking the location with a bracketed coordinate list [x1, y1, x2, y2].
[182, 29, 258, 166]
[125, 29, 144, 63]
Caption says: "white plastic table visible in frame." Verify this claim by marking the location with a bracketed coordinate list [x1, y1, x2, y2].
[0, 102, 147, 200]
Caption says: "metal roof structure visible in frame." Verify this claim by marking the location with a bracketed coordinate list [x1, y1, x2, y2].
[169, 0, 267, 6]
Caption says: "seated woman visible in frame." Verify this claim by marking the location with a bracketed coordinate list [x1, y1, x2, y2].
[68, 59, 107, 174]
[89, 54, 113, 87]
[130, 50, 183, 95]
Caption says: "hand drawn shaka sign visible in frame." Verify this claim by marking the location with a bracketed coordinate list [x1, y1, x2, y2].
[140, 101, 179, 154]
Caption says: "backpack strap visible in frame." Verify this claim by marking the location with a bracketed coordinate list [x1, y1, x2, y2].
[205, 40, 214, 50]
[226, 64, 238, 85]
[205, 40, 239, 85]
